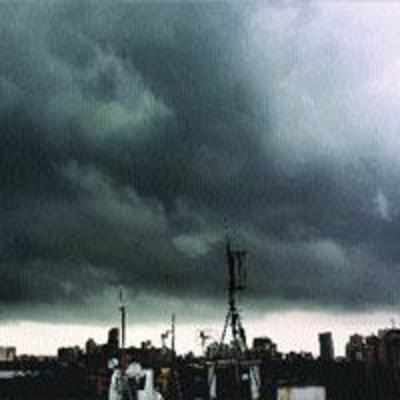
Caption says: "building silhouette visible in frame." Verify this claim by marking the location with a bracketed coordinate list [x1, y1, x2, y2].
[319, 332, 334, 361]
[346, 334, 366, 362]
[107, 327, 119, 356]
[0, 346, 16, 361]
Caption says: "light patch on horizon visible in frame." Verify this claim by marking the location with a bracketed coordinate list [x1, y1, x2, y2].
[2, 310, 398, 357]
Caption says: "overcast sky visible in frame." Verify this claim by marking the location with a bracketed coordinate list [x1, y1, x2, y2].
[1, 1, 400, 355]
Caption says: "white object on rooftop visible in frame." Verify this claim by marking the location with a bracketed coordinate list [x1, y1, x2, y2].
[277, 386, 326, 400]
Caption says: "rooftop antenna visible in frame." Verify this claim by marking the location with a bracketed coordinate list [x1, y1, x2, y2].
[215, 226, 261, 399]
[219, 233, 248, 354]
[198, 330, 212, 355]
[171, 313, 176, 356]
[119, 286, 126, 350]
[160, 313, 176, 355]
[161, 332, 168, 348]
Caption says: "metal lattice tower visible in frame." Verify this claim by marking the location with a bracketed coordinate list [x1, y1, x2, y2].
[220, 238, 248, 353]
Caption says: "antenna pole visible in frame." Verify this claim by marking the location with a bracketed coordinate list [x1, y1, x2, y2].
[227, 240, 238, 343]
[171, 313, 176, 356]
[119, 287, 126, 350]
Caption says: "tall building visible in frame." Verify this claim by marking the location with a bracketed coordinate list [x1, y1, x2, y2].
[378, 329, 400, 369]
[346, 334, 366, 362]
[107, 327, 119, 356]
[319, 332, 334, 361]
[365, 334, 380, 365]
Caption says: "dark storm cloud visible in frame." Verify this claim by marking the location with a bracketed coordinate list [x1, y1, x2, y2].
[1, 1, 400, 322]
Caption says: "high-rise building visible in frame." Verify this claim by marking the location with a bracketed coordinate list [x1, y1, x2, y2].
[365, 334, 380, 365]
[319, 332, 334, 361]
[107, 327, 119, 355]
[346, 334, 366, 362]
[378, 329, 400, 369]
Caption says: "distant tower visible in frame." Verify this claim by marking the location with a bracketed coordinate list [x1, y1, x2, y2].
[119, 287, 126, 349]
[319, 332, 334, 360]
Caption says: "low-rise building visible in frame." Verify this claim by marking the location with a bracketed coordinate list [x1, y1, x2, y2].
[0, 346, 16, 361]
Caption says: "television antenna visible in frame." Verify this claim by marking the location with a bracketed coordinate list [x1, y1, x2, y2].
[197, 329, 214, 355]
[219, 236, 248, 354]
[119, 286, 126, 349]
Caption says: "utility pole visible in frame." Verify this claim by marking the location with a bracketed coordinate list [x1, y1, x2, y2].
[164, 313, 183, 400]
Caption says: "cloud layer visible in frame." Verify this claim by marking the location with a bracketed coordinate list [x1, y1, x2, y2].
[1, 1, 400, 323]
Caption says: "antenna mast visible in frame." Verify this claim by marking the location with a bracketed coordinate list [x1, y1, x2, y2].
[119, 287, 126, 350]
[161, 313, 176, 356]
[171, 313, 176, 356]
[220, 236, 248, 354]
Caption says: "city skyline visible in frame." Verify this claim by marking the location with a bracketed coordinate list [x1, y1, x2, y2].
[1, 310, 399, 357]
